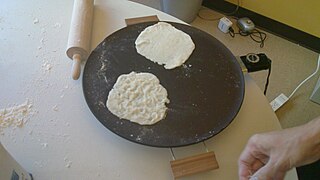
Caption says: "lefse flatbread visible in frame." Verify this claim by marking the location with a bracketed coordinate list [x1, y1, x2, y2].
[106, 72, 170, 125]
[135, 22, 195, 69]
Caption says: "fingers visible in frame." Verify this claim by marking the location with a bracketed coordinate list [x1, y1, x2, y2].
[238, 134, 270, 178]
[239, 135, 262, 165]
[250, 162, 286, 180]
[251, 159, 265, 172]
[239, 160, 265, 180]
[238, 147, 257, 179]
[239, 117, 320, 179]
[250, 163, 273, 180]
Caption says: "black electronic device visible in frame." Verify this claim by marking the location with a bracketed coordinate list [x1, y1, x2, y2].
[240, 53, 271, 73]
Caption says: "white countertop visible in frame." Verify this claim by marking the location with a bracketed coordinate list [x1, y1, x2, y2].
[0, 0, 298, 179]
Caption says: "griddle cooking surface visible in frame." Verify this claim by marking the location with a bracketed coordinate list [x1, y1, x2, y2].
[83, 22, 244, 147]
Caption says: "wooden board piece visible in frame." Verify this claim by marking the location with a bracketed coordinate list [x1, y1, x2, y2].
[125, 15, 159, 26]
[170, 151, 219, 179]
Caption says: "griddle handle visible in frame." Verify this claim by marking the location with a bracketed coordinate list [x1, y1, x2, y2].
[170, 151, 219, 179]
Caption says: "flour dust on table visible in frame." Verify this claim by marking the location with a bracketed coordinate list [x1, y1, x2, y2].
[106, 72, 170, 125]
[0, 99, 35, 133]
[135, 22, 195, 69]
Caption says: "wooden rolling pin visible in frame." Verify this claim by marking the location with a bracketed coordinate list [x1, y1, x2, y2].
[66, 0, 94, 80]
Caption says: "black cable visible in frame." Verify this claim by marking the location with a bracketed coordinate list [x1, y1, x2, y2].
[229, 27, 235, 38]
[249, 29, 267, 48]
[197, 0, 240, 21]
[224, 0, 240, 16]
[228, 28, 267, 48]
[264, 64, 271, 95]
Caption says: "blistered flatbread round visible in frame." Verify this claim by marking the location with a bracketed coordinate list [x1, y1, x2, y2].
[106, 72, 170, 125]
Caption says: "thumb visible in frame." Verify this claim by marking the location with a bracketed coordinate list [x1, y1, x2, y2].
[249, 163, 286, 180]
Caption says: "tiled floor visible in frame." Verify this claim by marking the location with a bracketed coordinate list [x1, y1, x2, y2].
[130, 0, 320, 128]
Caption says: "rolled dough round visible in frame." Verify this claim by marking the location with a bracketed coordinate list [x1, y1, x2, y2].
[135, 22, 195, 69]
[106, 72, 170, 125]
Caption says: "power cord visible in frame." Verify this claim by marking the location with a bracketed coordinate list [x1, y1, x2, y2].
[224, 0, 240, 16]
[197, 0, 240, 21]
[288, 54, 320, 99]
[229, 27, 267, 48]
[270, 54, 320, 111]
[264, 65, 271, 95]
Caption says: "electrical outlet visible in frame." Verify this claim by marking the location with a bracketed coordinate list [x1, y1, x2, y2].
[270, 93, 289, 111]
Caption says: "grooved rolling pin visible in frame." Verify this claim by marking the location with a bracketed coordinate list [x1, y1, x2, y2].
[66, 0, 94, 80]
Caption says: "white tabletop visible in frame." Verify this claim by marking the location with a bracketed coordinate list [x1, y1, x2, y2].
[0, 0, 298, 179]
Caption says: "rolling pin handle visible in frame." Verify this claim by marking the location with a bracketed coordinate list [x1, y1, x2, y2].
[72, 54, 82, 80]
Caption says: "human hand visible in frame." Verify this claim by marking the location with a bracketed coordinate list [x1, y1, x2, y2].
[238, 117, 320, 180]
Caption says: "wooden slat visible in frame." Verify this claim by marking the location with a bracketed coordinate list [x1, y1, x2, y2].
[170, 151, 219, 179]
[125, 15, 159, 26]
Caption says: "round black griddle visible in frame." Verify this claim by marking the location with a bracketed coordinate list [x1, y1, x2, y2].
[83, 22, 245, 148]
